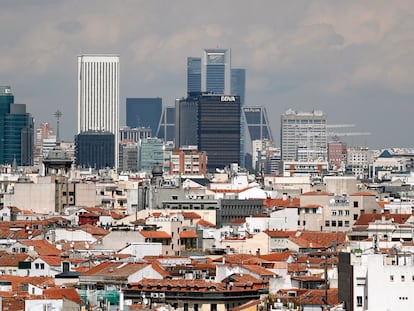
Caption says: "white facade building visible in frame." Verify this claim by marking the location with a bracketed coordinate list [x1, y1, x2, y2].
[201, 48, 231, 94]
[77, 54, 120, 168]
[281, 109, 327, 162]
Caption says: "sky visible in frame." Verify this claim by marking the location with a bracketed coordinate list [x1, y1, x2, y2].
[1, 0, 413, 149]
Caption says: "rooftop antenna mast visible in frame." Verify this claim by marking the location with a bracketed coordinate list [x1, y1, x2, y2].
[54, 110, 62, 145]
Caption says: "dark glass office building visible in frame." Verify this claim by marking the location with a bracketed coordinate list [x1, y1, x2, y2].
[75, 131, 115, 169]
[0, 86, 34, 166]
[243, 107, 273, 141]
[187, 57, 201, 95]
[174, 97, 198, 148]
[126, 98, 162, 137]
[156, 106, 175, 142]
[198, 94, 240, 172]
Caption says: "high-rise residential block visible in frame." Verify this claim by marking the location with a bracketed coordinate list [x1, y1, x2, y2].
[77, 54, 119, 168]
[0, 86, 34, 166]
[280, 109, 327, 162]
[201, 49, 231, 94]
[126, 98, 162, 137]
[139, 137, 164, 173]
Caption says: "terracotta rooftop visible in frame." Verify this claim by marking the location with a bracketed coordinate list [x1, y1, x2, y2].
[43, 287, 82, 304]
[301, 191, 333, 196]
[354, 212, 411, 226]
[350, 191, 376, 196]
[82, 261, 150, 277]
[181, 212, 202, 219]
[38, 256, 63, 266]
[179, 231, 198, 238]
[241, 264, 277, 277]
[140, 231, 172, 239]
[79, 224, 110, 236]
[19, 240, 63, 256]
[196, 219, 215, 227]
[0, 253, 32, 267]
[263, 198, 300, 208]
[260, 251, 294, 262]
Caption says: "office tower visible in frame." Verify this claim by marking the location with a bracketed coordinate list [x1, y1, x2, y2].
[201, 49, 231, 94]
[0, 86, 34, 166]
[77, 54, 119, 168]
[198, 94, 240, 172]
[244, 107, 273, 141]
[156, 106, 175, 142]
[187, 57, 201, 95]
[119, 126, 151, 143]
[75, 131, 115, 169]
[126, 98, 162, 137]
[139, 137, 164, 172]
[280, 109, 327, 162]
[174, 96, 198, 148]
[231, 68, 246, 167]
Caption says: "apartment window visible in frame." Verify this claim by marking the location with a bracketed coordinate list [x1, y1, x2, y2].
[40, 263, 45, 270]
[332, 210, 337, 216]
[345, 221, 350, 227]
[345, 210, 350, 216]
[401, 275, 405, 282]
[338, 220, 343, 227]
[390, 275, 394, 282]
[325, 221, 330, 227]
[338, 210, 343, 216]
[303, 220, 306, 226]
[331, 220, 336, 227]
[357, 296, 363, 307]
[211, 304, 217, 311]
[35, 263, 39, 270]
[353, 201, 359, 208]
[354, 214, 359, 220]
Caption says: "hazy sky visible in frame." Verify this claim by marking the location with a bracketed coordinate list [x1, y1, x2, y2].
[1, 0, 413, 149]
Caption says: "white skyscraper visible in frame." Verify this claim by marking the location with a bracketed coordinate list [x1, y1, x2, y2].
[281, 109, 327, 162]
[201, 48, 231, 94]
[77, 54, 120, 168]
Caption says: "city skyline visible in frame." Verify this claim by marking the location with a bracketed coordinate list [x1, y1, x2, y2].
[0, 1, 413, 149]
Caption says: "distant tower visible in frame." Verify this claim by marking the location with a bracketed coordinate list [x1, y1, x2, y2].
[187, 57, 201, 95]
[54, 110, 62, 144]
[77, 54, 120, 169]
[126, 98, 162, 137]
[280, 109, 327, 162]
[201, 49, 231, 94]
[0, 86, 34, 166]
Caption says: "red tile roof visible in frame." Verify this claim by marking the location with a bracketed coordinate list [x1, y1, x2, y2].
[354, 212, 411, 226]
[179, 231, 198, 238]
[140, 231, 172, 239]
[350, 191, 376, 196]
[0, 253, 32, 267]
[38, 256, 62, 266]
[260, 251, 294, 262]
[302, 191, 333, 196]
[263, 198, 300, 208]
[196, 219, 215, 227]
[43, 287, 81, 304]
[181, 212, 202, 219]
[241, 264, 277, 277]
[19, 240, 63, 256]
[82, 262, 150, 277]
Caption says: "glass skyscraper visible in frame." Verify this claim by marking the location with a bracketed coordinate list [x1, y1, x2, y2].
[0, 86, 34, 166]
[126, 97, 162, 137]
[201, 49, 231, 94]
[187, 57, 201, 95]
[198, 94, 240, 172]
